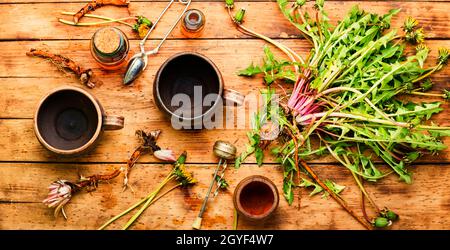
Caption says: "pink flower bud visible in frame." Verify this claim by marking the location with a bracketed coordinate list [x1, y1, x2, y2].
[154, 149, 176, 162]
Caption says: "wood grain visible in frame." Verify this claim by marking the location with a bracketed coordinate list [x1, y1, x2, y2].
[0, 39, 448, 163]
[3, 0, 449, 3]
[0, 0, 449, 230]
[1, 162, 449, 229]
[0, 1, 449, 40]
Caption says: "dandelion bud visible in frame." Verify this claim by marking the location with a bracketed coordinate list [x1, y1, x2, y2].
[137, 16, 152, 27]
[296, 0, 306, 6]
[420, 79, 433, 91]
[315, 0, 324, 8]
[225, 0, 234, 8]
[234, 8, 246, 24]
[385, 210, 399, 221]
[373, 217, 391, 228]
[438, 48, 449, 65]
[444, 89, 450, 100]
[403, 16, 418, 33]
[154, 149, 177, 162]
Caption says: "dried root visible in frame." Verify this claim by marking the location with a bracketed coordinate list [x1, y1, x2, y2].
[26, 48, 101, 88]
[43, 130, 175, 219]
[73, 0, 130, 24]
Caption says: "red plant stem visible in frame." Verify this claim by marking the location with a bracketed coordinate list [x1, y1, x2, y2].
[361, 191, 371, 223]
[286, 129, 301, 184]
[299, 160, 373, 230]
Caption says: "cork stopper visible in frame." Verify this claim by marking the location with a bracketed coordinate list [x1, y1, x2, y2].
[93, 28, 121, 54]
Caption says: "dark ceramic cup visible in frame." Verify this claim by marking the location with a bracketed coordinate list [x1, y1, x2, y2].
[233, 175, 279, 221]
[34, 86, 124, 156]
[153, 52, 244, 129]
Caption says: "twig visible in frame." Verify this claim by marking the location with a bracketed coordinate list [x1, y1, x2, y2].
[299, 160, 373, 230]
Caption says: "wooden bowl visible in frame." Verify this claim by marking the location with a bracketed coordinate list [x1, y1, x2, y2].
[233, 175, 279, 221]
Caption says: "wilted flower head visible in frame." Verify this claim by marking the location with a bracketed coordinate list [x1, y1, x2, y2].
[403, 16, 418, 33]
[154, 149, 177, 162]
[438, 48, 449, 65]
[42, 180, 73, 219]
[405, 28, 425, 44]
[444, 89, 450, 100]
[172, 151, 197, 186]
[135, 129, 161, 153]
[133, 16, 153, 39]
[416, 43, 428, 53]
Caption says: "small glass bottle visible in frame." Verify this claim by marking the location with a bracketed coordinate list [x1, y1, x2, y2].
[90, 27, 130, 70]
[181, 9, 205, 38]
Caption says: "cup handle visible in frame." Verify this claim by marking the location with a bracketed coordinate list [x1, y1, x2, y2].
[223, 89, 245, 106]
[102, 115, 125, 130]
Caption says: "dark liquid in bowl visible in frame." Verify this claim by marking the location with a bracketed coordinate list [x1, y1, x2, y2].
[37, 90, 99, 150]
[157, 54, 221, 117]
[239, 181, 275, 216]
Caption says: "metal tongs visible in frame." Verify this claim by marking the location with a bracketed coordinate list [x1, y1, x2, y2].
[123, 0, 192, 85]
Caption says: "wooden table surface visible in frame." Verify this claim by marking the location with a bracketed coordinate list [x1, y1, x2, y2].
[0, 0, 449, 230]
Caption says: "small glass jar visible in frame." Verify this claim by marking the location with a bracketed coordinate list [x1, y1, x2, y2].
[181, 9, 205, 38]
[90, 27, 130, 70]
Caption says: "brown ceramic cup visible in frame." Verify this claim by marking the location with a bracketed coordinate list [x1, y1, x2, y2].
[34, 86, 124, 156]
[233, 175, 279, 221]
[153, 52, 244, 129]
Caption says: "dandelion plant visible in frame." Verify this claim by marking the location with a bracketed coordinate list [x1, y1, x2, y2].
[227, 0, 450, 229]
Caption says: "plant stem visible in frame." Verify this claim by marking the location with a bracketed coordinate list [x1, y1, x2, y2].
[412, 65, 441, 83]
[361, 191, 371, 223]
[299, 160, 373, 230]
[344, 154, 380, 213]
[122, 175, 175, 230]
[319, 86, 400, 124]
[297, 111, 410, 128]
[233, 209, 239, 230]
[58, 14, 135, 27]
[227, 7, 304, 67]
[408, 91, 445, 98]
[98, 183, 181, 230]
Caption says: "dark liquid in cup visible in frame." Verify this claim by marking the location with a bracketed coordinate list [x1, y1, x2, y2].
[157, 54, 221, 117]
[55, 108, 89, 141]
[239, 181, 276, 216]
[37, 90, 99, 150]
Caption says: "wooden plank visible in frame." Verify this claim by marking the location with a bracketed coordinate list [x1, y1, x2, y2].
[1, 118, 448, 163]
[3, 0, 449, 3]
[0, 162, 449, 229]
[0, 1, 449, 40]
[0, 39, 448, 163]
[0, 39, 448, 105]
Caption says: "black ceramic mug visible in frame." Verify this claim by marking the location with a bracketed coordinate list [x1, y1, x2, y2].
[153, 52, 244, 129]
[34, 86, 124, 156]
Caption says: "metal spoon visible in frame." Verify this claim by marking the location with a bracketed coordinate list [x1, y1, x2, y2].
[123, 0, 191, 85]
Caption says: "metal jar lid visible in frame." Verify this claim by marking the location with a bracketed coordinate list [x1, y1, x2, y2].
[183, 9, 205, 32]
[213, 140, 236, 160]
